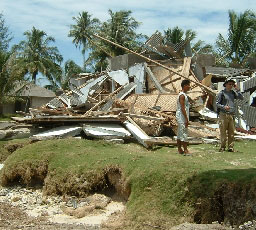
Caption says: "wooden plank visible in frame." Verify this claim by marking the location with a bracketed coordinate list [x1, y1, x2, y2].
[144, 63, 167, 93]
[123, 116, 151, 148]
[121, 113, 165, 122]
[83, 84, 126, 116]
[144, 137, 202, 146]
[100, 83, 137, 111]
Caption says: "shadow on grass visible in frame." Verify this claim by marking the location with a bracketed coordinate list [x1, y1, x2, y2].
[186, 168, 256, 226]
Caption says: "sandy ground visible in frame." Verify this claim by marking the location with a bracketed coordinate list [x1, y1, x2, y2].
[0, 185, 125, 230]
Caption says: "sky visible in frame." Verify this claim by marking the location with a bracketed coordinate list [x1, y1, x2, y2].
[1, 0, 256, 85]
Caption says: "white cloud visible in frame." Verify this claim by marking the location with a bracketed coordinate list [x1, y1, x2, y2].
[1, 0, 255, 66]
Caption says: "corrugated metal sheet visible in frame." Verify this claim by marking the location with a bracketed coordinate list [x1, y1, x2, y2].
[47, 98, 64, 109]
[242, 76, 256, 91]
[205, 66, 248, 77]
[235, 100, 256, 127]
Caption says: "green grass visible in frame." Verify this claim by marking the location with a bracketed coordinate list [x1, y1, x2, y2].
[0, 114, 21, 121]
[1, 138, 256, 229]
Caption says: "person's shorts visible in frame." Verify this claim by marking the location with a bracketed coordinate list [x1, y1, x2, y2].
[177, 123, 188, 142]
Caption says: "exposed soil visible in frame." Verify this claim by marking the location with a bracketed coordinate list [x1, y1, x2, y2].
[0, 201, 97, 230]
[191, 182, 256, 226]
[0, 185, 126, 230]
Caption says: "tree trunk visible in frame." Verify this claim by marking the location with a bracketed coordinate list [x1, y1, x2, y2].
[32, 70, 38, 84]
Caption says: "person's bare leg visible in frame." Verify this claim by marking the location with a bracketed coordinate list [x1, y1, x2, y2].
[182, 141, 190, 154]
[177, 139, 184, 154]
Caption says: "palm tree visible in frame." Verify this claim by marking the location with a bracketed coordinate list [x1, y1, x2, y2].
[88, 10, 145, 71]
[163, 26, 213, 56]
[45, 59, 83, 92]
[0, 51, 26, 108]
[215, 10, 256, 67]
[101, 10, 144, 56]
[12, 27, 63, 84]
[0, 13, 12, 52]
[163, 27, 196, 45]
[69, 11, 100, 68]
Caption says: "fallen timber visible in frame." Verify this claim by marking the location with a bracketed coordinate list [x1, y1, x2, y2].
[93, 33, 217, 96]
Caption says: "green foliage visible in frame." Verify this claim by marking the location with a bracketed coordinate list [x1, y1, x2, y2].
[163, 26, 213, 55]
[215, 10, 256, 67]
[0, 13, 12, 52]
[12, 27, 63, 84]
[69, 10, 145, 72]
[163, 27, 196, 44]
[0, 51, 26, 104]
[44, 59, 84, 92]
[68, 11, 100, 68]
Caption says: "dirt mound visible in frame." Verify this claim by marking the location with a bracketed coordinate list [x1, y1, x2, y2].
[4, 143, 25, 153]
[1, 161, 131, 203]
[1, 160, 48, 186]
[192, 182, 256, 226]
[43, 166, 131, 200]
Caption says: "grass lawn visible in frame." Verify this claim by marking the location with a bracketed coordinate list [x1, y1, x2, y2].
[0, 114, 21, 121]
[0, 138, 256, 229]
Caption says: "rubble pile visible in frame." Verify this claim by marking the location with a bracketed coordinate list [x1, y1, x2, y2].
[3, 31, 256, 147]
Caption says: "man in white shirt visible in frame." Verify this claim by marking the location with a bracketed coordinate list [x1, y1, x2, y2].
[176, 80, 191, 155]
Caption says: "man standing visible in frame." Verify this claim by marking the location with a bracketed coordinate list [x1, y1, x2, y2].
[176, 79, 191, 155]
[216, 79, 243, 152]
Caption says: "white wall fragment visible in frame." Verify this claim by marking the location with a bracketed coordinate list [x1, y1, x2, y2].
[108, 70, 129, 86]
[128, 63, 145, 94]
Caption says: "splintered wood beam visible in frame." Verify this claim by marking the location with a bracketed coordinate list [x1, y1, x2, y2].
[144, 63, 167, 93]
[181, 57, 191, 79]
[83, 84, 126, 117]
[93, 33, 216, 96]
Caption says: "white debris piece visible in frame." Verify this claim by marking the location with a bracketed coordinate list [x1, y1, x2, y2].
[32, 126, 82, 139]
[205, 124, 219, 129]
[123, 120, 151, 148]
[108, 70, 129, 86]
[83, 123, 131, 139]
[235, 135, 256, 140]
[128, 63, 145, 94]
[198, 108, 218, 120]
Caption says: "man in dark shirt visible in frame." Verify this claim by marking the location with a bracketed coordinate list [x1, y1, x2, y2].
[216, 79, 243, 152]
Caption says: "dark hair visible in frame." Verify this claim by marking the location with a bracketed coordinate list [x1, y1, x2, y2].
[181, 79, 190, 88]
[223, 79, 235, 87]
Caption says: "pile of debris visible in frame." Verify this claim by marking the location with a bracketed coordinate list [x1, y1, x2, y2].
[8, 31, 256, 148]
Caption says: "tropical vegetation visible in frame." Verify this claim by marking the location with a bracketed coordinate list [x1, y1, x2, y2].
[11, 27, 63, 84]
[0, 9, 256, 100]
[163, 26, 213, 55]
[215, 10, 256, 67]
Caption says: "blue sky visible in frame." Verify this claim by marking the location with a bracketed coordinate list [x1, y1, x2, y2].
[1, 0, 255, 85]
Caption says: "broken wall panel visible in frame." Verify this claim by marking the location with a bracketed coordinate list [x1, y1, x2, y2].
[242, 76, 256, 91]
[100, 83, 137, 111]
[128, 63, 145, 94]
[235, 101, 256, 127]
[47, 98, 65, 109]
[125, 94, 178, 112]
[123, 118, 151, 148]
[79, 75, 108, 103]
[149, 64, 183, 93]
[144, 63, 166, 93]
[108, 70, 129, 86]
[83, 123, 131, 139]
[32, 126, 82, 140]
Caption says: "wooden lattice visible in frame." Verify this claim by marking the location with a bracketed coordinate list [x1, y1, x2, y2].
[125, 94, 178, 112]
